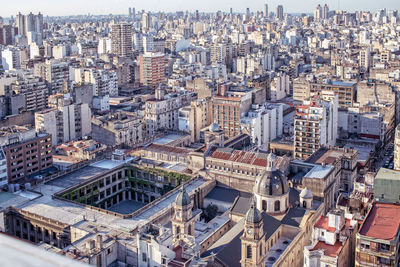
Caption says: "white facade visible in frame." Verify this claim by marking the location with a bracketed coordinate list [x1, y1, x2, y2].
[0, 148, 8, 187]
[97, 38, 112, 54]
[93, 95, 110, 112]
[241, 103, 284, 148]
[270, 73, 290, 101]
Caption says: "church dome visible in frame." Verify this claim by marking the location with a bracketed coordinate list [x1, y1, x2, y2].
[254, 170, 289, 197]
[246, 202, 262, 223]
[175, 186, 191, 206]
[300, 187, 313, 199]
[254, 153, 288, 197]
[209, 122, 220, 132]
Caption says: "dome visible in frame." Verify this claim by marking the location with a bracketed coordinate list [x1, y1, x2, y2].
[246, 202, 262, 223]
[300, 187, 313, 199]
[254, 170, 289, 197]
[209, 122, 220, 132]
[175, 186, 191, 206]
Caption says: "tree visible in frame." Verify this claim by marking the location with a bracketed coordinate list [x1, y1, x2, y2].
[204, 204, 218, 222]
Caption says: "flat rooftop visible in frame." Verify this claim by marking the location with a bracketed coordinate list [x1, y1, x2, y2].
[304, 165, 333, 179]
[153, 133, 188, 145]
[359, 202, 400, 241]
[375, 168, 400, 181]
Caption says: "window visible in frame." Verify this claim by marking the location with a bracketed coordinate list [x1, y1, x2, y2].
[379, 243, 390, 252]
[274, 200, 280, 212]
[246, 245, 252, 259]
[142, 253, 147, 262]
[262, 200, 267, 211]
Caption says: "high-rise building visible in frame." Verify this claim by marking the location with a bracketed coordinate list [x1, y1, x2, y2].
[395, 123, 400, 171]
[264, 4, 268, 17]
[359, 48, 371, 72]
[189, 98, 212, 142]
[142, 12, 151, 30]
[294, 96, 338, 160]
[323, 4, 329, 19]
[315, 4, 322, 21]
[276, 5, 284, 20]
[111, 23, 133, 57]
[34, 60, 70, 92]
[139, 52, 165, 88]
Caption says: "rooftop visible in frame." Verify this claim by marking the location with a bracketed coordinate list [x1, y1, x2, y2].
[359, 202, 400, 241]
[310, 240, 343, 258]
[304, 164, 334, 179]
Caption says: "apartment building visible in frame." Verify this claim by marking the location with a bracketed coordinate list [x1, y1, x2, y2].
[0, 126, 52, 183]
[34, 60, 70, 92]
[139, 52, 165, 88]
[35, 94, 91, 146]
[356, 202, 400, 266]
[189, 98, 212, 143]
[294, 96, 338, 160]
[111, 23, 132, 57]
[11, 75, 49, 112]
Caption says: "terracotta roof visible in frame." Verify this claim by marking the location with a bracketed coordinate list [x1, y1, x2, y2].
[359, 202, 400, 241]
[144, 144, 190, 155]
[310, 241, 343, 258]
[210, 148, 279, 168]
[314, 216, 336, 232]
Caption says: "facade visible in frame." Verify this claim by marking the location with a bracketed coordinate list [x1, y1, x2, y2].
[139, 52, 165, 88]
[356, 202, 400, 267]
[91, 112, 143, 147]
[189, 98, 212, 143]
[111, 23, 133, 57]
[293, 78, 356, 108]
[11, 75, 49, 112]
[0, 148, 7, 187]
[35, 94, 91, 146]
[34, 60, 70, 92]
[0, 126, 52, 183]
[241, 103, 284, 148]
[74, 68, 118, 97]
[145, 88, 191, 136]
[294, 96, 338, 160]
[212, 89, 252, 139]
[395, 123, 400, 171]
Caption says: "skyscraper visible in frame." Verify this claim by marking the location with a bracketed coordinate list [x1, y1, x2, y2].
[111, 23, 133, 57]
[315, 4, 322, 21]
[246, 8, 250, 17]
[277, 5, 284, 20]
[142, 12, 151, 31]
[323, 4, 329, 20]
[264, 4, 268, 17]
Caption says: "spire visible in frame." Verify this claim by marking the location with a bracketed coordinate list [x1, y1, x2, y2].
[245, 200, 262, 223]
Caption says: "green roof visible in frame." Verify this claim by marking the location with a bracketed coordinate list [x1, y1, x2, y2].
[375, 168, 400, 203]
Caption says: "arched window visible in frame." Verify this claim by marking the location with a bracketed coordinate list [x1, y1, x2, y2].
[303, 201, 307, 208]
[274, 200, 280, 212]
[247, 245, 252, 259]
[262, 200, 267, 211]
[188, 225, 192, 236]
[259, 244, 263, 257]
[176, 226, 180, 234]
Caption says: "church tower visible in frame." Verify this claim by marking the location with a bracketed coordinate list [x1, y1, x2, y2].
[172, 185, 195, 245]
[241, 201, 266, 267]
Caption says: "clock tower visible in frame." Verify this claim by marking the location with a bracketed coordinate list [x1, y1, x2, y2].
[172, 185, 195, 246]
[240, 201, 266, 267]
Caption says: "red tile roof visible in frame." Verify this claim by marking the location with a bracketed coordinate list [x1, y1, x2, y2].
[210, 149, 280, 168]
[359, 202, 400, 241]
[314, 216, 336, 232]
[144, 144, 190, 155]
[310, 241, 343, 258]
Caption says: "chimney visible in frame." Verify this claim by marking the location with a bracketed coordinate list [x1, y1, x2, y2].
[96, 234, 103, 250]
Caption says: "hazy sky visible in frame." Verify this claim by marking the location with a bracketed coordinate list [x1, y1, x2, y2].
[1, 0, 399, 17]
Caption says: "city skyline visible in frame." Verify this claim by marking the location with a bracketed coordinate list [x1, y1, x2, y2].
[1, 0, 399, 17]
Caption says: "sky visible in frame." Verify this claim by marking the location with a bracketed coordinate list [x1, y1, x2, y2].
[0, 0, 399, 17]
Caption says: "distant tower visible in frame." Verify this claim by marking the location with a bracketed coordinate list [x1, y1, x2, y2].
[246, 8, 250, 17]
[172, 186, 195, 245]
[323, 4, 330, 20]
[276, 5, 284, 20]
[264, 4, 268, 17]
[240, 202, 266, 267]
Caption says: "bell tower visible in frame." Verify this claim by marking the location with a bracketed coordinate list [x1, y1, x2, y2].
[241, 201, 266, 267]
[172, 186, 195, 245]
